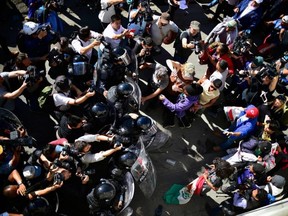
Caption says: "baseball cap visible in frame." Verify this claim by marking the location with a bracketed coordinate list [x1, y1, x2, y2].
[271, 175, 286, 188]
[23, 165, 42, 179]
[227, 20, 237, 28]
[185, 83, 203, 96]
[252, 163, 265, 175]
[252, 56, 264, 67]
[190, 21, 200, 31]
[255, 0, 263, 4]
[245, 106, 259, 118]
[183, 63, 195, 80]
[212, 79, 222, 89]
[282, 15, 288, 24]
[160, 12, 171, 24]
[54, 75, 71, 92]
[23, 21, 39, 35]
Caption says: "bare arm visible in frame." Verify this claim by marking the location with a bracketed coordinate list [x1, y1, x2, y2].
[7, 70, 26, 78]
[3, 82, 27, 100]
[101, 144, 122, 157]
[66, 91, 95, 105]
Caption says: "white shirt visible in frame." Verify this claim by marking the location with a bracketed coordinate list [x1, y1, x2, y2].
[98, 0, 115, 24]
[71, 30, 101, 61]
[53, 92, 72, 111]
[81, 152, 106, 164]
[238, 1, 257, 19]
[103, 23, 125, 49]
[210, 69, 228, 91]
[150, 15, 179, 45]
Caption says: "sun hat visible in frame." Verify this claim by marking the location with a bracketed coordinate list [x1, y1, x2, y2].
[23, 21, 39, 35]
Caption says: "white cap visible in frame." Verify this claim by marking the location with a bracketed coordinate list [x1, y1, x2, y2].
[23, 21, 39, 35]
[255, 0, 263, 4]
[282, 15, 288, 24]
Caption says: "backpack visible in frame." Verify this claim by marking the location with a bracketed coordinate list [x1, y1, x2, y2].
[38, 85, 55, 113]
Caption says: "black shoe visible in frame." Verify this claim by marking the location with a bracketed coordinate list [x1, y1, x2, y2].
[178, 117, 191, 129]
[163, 122, 175, 128]
[155, 205, 163, 216]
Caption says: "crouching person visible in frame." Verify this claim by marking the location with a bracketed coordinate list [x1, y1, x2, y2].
[159, 83, 203, 128]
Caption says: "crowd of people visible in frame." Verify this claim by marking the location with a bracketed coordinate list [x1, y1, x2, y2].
[1, 0, 288, 215]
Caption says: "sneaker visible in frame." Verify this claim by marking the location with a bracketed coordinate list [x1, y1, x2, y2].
[163, 123, 175, 128]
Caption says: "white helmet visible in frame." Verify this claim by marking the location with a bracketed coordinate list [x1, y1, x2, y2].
[23, 21, 39, 35]
[282, 15, 288, 24]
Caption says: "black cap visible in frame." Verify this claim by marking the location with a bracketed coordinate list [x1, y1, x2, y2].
[219, 60, 228, 70]
[212, 79, 222, 89]
[185, 83, 203, 96]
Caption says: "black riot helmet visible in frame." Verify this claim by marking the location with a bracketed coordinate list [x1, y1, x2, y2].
[91, 102, 109, 118]
[117, 115, 135, 135]
[117, 151, 137, 168]
[116, 83, 133, 98]
[24, 197, 51, 216]
[112, 47, 131, 66]
[71, 54, 89, 76]
[93, 179, 116, 204]
[136, 116, 152, 130]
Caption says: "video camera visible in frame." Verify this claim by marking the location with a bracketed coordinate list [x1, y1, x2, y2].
[0, 136, 37, 150]
[59, 145, 79, 157]
[37, 23, 60, 44]
[232, 30, 252, 56]
[256, 64, 278, 81]
[24, 66, 45, 87]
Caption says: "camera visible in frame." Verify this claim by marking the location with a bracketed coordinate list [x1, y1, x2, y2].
[53, 172, 64, 185]
[60, 145, 79, 157]
[232, 30, 252, 56]
[0, 136, 37, 150]
[257, 64, 278, 81]
[190, 41, 202, 54]
[24, 66, 45, 87]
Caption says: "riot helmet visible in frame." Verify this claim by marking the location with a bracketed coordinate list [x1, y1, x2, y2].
[93, 179, 116, 204]
[117, 151, 137, 168]
[91, 102, 109, 118]
[71, 54, 89, 76]
[116, 83, 133, 98]
[25, 197, 51, 216]
[136, 116, 152, 130]
[117, 115, 135, 135]
[112, 47, 131, 66]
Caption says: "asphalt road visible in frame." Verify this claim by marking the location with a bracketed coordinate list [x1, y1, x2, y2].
[0, 1, 247, 216]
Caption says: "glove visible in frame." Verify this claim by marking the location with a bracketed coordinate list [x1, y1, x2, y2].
[75, 134, 97, 143]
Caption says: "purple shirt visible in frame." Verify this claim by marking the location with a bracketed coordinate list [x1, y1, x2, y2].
[162, 94, 198, 118]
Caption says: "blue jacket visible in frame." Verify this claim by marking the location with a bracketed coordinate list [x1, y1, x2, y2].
[233, 0, 263, 31]
[232, 105, 258, 138]
[162, 94, 198, 118]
